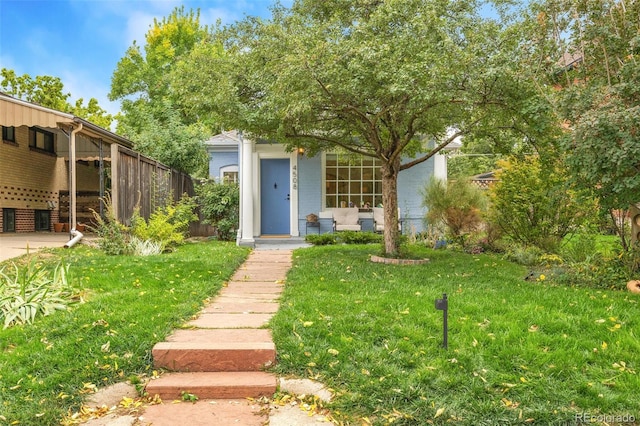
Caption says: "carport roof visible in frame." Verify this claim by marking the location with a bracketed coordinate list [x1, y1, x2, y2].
[0, 92, 132, 148]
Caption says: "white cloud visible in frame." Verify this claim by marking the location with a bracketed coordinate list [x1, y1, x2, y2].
[125, 10, 157, 47]
[199, 6, 241, 26]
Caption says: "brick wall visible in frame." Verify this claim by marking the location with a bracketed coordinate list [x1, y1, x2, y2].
[15, 209, 34, 232]
[0, 126, 62, 212]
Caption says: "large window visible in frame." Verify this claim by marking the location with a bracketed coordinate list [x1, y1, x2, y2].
[2, 126, 16, 143]
[325, 153, 382, 208]
[29, 127, 55, 153]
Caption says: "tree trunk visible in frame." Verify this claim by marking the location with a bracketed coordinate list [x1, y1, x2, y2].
[381, 158, 401, 257]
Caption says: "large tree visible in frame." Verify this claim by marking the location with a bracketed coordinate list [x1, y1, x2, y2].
[174, 0, 542, 256]
[109, 6, 212, 175]
[1, 68, 114, 128]
[526, 0, 640, 249]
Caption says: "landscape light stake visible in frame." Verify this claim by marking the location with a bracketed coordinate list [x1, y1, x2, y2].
[435, 293, 448, 349]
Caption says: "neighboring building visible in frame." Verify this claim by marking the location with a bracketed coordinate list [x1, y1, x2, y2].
[470, 171, 498, 190]
[0, 92, 192, 234]
[205, 131, 452, 246]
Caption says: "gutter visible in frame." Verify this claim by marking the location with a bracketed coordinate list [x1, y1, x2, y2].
[64, 229, 84, 249]
[66, 123, 84, 248]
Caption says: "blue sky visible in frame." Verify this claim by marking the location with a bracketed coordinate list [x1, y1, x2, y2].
[0, 0, 285, 118]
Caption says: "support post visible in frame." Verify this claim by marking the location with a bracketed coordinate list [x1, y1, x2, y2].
[435, 293, 448, 349]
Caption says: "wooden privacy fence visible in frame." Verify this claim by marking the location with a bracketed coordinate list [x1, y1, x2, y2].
[115, 146, 196, 226]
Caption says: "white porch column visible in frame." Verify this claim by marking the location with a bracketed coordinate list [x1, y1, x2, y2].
[434, 152, 448, 181]
[239, 133, 255, 246]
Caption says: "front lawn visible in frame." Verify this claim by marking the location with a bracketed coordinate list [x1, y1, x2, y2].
[0, 241, 249, 425]
[271, 245, 640, 425]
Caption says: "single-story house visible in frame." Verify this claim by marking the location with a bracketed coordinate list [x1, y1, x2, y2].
[0, 92, 192, 237]
[206, 130, 453, 246]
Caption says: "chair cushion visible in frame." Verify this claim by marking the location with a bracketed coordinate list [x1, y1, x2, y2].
[333, 208, 359, 225]
[336, 224, 362, 231]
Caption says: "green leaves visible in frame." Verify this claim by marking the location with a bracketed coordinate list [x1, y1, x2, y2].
[195, 180, 240, 241]
[0, 260, 80, 329]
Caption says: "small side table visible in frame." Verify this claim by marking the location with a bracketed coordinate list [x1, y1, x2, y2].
[306, 221, 321, 235]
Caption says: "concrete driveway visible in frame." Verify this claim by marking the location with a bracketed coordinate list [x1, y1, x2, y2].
[0, 232, 74, 262]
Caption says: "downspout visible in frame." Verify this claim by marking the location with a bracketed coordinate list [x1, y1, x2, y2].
[65, 122, 83, 248]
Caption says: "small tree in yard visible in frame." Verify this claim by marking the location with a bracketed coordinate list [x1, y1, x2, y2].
[423, 178, 487, 248]
[196, 180, 239, 241]
[171, 0, 542, 257]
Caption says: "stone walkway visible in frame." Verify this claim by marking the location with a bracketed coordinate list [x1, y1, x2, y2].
[84, 248, 334, 425]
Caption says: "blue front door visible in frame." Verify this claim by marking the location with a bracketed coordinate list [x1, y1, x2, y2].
[260, 159, 290, 235]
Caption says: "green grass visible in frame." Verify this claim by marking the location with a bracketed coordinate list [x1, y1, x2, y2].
[271, 245, 640, 425]
[0, 241, 249, 425]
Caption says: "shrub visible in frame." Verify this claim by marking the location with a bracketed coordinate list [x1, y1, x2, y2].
[89, 193, 130, 255]
[305, 233, 337, 245]
[560, 233, 600, 264]
[131, 194, 197, 251]
[305, 232, 382, 246]
[338, 231, 382, 245]
[422, 178, 487, 248]
[0, 260, 81, 328]
[503, 244, 546, 267]
[196, 180, 239, 241]
[129, 236, 163, 256]
[488, 156, 595, 253]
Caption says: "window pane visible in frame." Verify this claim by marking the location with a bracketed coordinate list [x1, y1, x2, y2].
[326, 167, 337, 180]
[2, 126, 15, 141]
[36, 132, 45, 149]
[326, 154, 337, 167]
[44, 133, 54, 151]
[337, 168, 349, 180]
[326, 181, 337, 195]
[362, 167, 373, 180]
[350, 168, 361, 180]
[374, 167, 381, 180]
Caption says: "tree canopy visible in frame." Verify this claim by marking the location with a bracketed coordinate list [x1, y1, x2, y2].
[1, 68, 114, 129]
[172, 0, 546, 255]
[109, 6, 212, 175]
[525, 0, 640, 247]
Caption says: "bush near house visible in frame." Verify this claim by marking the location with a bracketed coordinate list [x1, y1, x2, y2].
[195, 180, 239, 241]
